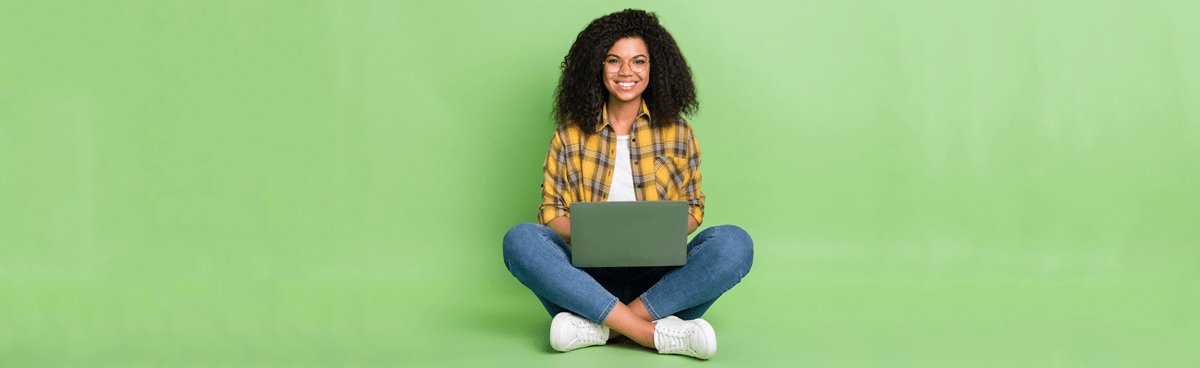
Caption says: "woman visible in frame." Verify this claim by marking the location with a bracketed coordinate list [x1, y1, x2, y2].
[502, 9, 753, 360]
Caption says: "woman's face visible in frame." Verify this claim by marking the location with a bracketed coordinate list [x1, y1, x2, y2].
[603, 37, 650, 103]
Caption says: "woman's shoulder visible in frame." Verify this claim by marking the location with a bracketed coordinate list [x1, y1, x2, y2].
[650, 113, 693, 129]
[651, 116, 697, 141]
[548, 119, 600, 151]
[552, 120, 589, 140]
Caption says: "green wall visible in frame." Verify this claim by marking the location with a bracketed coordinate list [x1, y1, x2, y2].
[1, 0, 1197, 366]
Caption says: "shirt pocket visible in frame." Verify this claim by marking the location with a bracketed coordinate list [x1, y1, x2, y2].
[653, 155, 689, 199]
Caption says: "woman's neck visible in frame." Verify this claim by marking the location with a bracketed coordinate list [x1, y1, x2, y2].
[607, 96, 642, 135]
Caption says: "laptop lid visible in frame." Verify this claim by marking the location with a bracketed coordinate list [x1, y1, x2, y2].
[570, 201, 689, 267]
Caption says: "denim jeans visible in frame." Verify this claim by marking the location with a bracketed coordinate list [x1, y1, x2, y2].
[502, 222, 753, 324]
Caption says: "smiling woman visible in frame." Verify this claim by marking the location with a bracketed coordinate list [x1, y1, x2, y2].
[551, 9, 699, 134]
[603, 38, 651, 112]
[501, 9, 754, 360]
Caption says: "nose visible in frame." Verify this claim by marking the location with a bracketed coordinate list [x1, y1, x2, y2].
[618, 61, 635, 76]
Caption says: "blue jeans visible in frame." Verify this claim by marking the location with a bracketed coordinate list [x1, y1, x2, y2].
[502, 223, 753, 324]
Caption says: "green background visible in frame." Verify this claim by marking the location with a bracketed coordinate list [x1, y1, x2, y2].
[2, 0, 1198, 366]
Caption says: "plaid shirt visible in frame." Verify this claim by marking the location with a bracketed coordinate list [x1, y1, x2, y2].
[538, 102, 705, 226]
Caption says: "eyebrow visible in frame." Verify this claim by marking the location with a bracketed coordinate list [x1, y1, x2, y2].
[606, 54, 648, 59]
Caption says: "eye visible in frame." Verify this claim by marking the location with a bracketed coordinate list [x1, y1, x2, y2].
[633, 59, 647, 65]
[606, 59, 620, 64]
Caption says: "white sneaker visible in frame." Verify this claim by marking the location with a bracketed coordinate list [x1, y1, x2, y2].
[653, 315, 717, 359]
[550, 312, 610, 352]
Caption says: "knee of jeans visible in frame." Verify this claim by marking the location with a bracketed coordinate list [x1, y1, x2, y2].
[714, 225, 754, 270]
[502, 223, 545, 263]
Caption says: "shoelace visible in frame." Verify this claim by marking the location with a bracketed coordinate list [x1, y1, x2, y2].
[572, 319, 606, 344]
[656, 323, 696, 354]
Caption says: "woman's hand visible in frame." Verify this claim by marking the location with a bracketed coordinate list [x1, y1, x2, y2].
[548, 216, 572, 245]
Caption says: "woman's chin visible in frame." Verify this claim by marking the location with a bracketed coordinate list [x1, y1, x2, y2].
[609, 91, 644, 103]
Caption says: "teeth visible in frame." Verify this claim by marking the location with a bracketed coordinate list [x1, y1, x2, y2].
[619, 82, 635, 87]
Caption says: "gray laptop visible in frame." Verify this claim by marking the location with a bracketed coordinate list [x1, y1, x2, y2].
[570, 200, 689, 267]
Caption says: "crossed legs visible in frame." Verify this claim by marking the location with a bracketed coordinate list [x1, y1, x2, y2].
[603, 298, 656, 347]
[502, 222, 753, 349]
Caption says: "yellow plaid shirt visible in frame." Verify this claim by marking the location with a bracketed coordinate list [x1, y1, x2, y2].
[538, 102, 705, 226]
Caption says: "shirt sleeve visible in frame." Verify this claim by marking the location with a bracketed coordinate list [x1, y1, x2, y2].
[537, 128, 570, 226]
[683, 127, 706, 225]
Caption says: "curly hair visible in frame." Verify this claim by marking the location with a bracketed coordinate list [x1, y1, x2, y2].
[553, 9, 698, 131]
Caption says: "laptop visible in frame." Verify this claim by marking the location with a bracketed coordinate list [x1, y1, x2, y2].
[570, 200, 689, 267]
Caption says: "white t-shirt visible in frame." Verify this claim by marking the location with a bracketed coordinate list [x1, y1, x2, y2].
[607, 135, 637, 202]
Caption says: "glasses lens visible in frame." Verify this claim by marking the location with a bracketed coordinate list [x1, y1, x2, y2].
[630, 58, 648, 73]
[605, 58, 621, 73]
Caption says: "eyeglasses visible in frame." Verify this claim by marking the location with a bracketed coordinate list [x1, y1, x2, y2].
[603, 56, 649, 74]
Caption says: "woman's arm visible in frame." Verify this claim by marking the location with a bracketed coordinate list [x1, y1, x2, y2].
[681, 124, 706, 232]
[548, 216, 571, 245]
[538, 128, 572, 226]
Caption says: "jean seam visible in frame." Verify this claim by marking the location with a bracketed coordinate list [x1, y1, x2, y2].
[594, 296, 619, 324]
[538, 228, 568, 260]
[639, 293, 662, 321]
[687, 225, 717, 259]
[639, 274, 668, 320]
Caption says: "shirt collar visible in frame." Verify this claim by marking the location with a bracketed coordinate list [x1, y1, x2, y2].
[598, 100, 652, 133]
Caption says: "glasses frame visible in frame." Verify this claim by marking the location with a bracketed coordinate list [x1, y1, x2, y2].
[603, 56, 650, 74]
